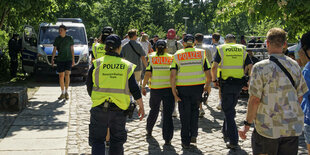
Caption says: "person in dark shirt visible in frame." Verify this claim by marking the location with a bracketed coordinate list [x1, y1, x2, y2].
[240, 35, 246, 45]
[255, 37, 264, 48]
[51, 25, 75, 100]
[8, 34, 21, 77]
[86, 34, 144, 155]
[248, 37, 256, 48]
[211, 34, 253, 149]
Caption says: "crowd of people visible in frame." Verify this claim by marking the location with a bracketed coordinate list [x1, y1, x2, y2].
[8, 24, 309, 155]
[83, 25, 310, 155]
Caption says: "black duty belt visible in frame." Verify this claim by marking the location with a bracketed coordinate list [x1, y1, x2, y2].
[221, 77, 244, 85]
[98, 101, 123, 112]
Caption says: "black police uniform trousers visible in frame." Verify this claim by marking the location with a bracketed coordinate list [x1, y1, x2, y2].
[146, 88, 174, 141]
[89, 104, 127, 155]
[9, 52, 18, 77]
[220, 80, 243, 146]
[177, 85, 204, 145]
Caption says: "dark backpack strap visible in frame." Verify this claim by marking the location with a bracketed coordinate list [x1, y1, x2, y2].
[129, 41, 141, 57]
[269, 56, 295, 87]
[175, 41, 178, 50]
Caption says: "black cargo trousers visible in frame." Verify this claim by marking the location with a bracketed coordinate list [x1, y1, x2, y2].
[89, 104, 127, 155]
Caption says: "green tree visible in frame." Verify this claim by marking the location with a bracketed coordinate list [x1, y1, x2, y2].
[217, 0, 310, 41]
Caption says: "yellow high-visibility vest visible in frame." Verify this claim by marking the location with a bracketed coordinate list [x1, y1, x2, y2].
[173, 48, 209, 86]
[92, 43, 106, 59]
[147, 52, 173, 89]
[91, 55, 136, 110]
[217, 43, 247, 80]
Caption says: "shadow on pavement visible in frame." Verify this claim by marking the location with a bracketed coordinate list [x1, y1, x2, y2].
[182, 145, 203, 155]
[199, 103, 222, 133]
[227, 148, 248, 155]
[2, 99, 67, 138]
[146, 136, 177, 155]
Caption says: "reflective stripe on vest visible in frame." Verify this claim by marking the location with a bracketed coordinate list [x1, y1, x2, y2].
[149, 53, 173, 89]
[174, 48, 205, 86]
[91, 55, 135, 110]
[217, 44, 246, 80]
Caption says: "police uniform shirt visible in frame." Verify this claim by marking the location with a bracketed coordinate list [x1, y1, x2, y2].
[86, 52, 142, 100]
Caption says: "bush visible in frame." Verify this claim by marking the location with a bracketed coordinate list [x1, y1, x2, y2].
[0, 30, 10, 81]
[0, 50, 10, 81]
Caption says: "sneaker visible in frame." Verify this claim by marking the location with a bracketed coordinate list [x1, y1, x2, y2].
[190, 137, 197, 143]
[216, 102, 222, 110]
[199, 109, 205, 118]
[58, 94, 65, 100]
[65, 92, 69, 100]
[181, 143, 191, 149]
[226, 143, 240, 149]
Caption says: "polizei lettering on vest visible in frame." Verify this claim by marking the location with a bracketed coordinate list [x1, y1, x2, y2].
[102, 64, 125, 69]
[177, 51, 202, 61]
[152, 57, 173, 65]
[226, 48, 242, 52]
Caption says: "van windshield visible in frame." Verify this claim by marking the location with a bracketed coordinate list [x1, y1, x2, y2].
[39, 26, 87, 45]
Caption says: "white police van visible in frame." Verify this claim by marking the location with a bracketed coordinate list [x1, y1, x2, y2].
[22, 18, 90, 80]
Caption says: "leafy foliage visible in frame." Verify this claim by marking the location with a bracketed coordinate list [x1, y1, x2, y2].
[217, 0, 310, 42]
[1, 0, 308, 43]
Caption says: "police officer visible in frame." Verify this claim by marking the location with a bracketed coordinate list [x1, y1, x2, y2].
[91, 26, 113, 60]
[141, 40, 175, 145]
[8, 34, 21, 77]
[170, 34, 212, 148]
[211, 34, 252, 149]
[86, 34, 145, 155]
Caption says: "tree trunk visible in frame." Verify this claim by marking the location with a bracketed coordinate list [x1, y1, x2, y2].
[0, 8, 10, 30]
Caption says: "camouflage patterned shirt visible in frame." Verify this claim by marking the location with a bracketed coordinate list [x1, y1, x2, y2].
[249, 54, 308, 139]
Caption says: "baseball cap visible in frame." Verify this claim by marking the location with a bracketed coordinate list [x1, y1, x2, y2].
[184, 34, 195, 43]
[155, 40, 167, 48]
[167, 29, 176, 39]
[225, 34, 236, 40]
[105, 34, 121, 50]
[102, 26, 114, 36]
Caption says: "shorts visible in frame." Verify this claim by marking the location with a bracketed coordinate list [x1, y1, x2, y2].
[57, 61, 72, 73]
[252, 129, 298, 155]
[304, 124, 310, 144]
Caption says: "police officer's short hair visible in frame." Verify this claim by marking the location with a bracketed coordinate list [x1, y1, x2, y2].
[266, 28, 286, 48]
[225, 34, 236, 43]
[195, 33, 204, 43]
[128, 29, 138, 39]
[59, 24, 67, 30]
[212, 33, 220, 42]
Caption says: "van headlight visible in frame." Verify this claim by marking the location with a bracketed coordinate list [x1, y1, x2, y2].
[37, 53, 46, 63]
